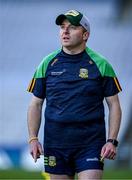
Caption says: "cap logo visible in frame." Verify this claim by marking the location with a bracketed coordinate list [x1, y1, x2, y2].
[65, 10, 79, 17]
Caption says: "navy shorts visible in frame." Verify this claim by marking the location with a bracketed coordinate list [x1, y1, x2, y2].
[44, 143, 104, 176]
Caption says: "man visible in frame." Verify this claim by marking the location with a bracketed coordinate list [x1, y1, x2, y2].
[27, 10, 122, 180]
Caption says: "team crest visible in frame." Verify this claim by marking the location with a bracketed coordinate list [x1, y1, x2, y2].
[79, 68, 88, 79]
[48, 156, 56, 167]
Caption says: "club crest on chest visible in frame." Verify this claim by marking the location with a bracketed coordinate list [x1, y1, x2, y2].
[79, 68, 88, 79]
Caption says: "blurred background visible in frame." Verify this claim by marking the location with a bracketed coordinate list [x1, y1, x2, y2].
[0, 0, 132, 178]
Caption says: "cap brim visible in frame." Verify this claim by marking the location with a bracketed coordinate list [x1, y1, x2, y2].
[56, 14, 80, 26]
[56, 14, 67, 25]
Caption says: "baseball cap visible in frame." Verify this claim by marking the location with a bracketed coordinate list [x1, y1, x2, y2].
[55, 10, 90, 33]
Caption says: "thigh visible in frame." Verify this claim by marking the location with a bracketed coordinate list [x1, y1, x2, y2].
[78, 169, 103, 180]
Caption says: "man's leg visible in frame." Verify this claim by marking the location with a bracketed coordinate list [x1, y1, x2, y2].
[78, 169, 103, 180]
[49, 174, 74, 180]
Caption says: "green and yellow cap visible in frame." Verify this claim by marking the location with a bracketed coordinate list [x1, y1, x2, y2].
[55, 10, 90, 33]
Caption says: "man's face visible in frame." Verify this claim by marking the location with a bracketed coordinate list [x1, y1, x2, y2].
[59, 19, 88, 48]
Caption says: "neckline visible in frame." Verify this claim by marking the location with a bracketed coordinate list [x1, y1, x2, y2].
[61, 49, 86, 59]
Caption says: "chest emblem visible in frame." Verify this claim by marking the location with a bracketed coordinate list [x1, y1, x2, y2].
[79, 68, 88, 79]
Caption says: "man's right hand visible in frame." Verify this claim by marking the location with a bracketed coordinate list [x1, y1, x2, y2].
[29, 140, 43, 162]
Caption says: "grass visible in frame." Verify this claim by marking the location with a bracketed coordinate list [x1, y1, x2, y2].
[103, 169, 132, 179]
[0, 169, 43, 179]
[0, 168, 132, 179]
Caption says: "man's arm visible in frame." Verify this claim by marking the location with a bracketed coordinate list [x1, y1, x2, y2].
[101, 94, 122, 160]
[106, 94, 122, 139]
[27, 95, 44, 162]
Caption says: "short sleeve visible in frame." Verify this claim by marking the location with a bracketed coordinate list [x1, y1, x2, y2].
[27, 77, 46, 99]
[102, 63, 122, 97]
[102, 76, 122, 97]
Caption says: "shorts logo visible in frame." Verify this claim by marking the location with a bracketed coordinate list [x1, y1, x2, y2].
[49, 156, 56, 167]
[86, 157, 99, 162]
[44, 156, 56, 167]
[79, 68, 88, 79]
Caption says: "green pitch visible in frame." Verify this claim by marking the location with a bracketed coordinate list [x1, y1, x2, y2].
[0, 168, 132, 179]
[0, 169, 43, 179]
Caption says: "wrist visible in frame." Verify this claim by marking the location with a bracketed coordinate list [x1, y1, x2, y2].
[28, 137, 38, 144]
[107, 139, 118, 147]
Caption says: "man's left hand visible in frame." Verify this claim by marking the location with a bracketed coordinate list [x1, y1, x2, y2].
[100, 142, 117, 161]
